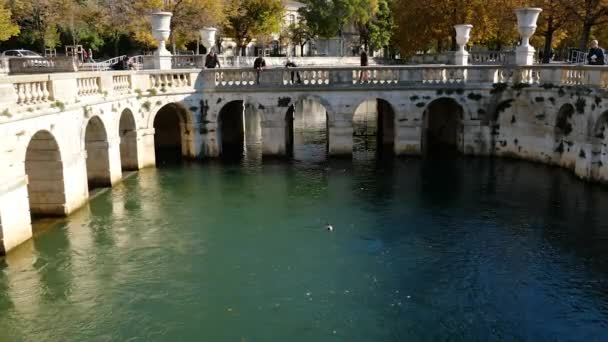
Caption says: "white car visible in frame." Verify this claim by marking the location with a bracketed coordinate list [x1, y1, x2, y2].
[1, 49, 43, 58]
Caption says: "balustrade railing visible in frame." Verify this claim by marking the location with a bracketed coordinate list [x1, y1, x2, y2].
[14, 80, 53, 105]
[149, 72, 191, 89]
[77, 77, 101, 96]
[113, 75, 131, 93]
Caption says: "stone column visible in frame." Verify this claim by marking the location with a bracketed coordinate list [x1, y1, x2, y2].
[328, 113, 353, 156]
[262, 119, 287, 156]
[202, 121, 220, 158]
[0, 175, 32, 255]
[107, 136, 123, 184]
[185, 123, 205, 159]
[138, 127, 157, 168]
[62, 150, 90, 214]
[394, 122, 422, 155]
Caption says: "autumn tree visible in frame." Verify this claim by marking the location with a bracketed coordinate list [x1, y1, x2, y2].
[366, 0, 394, 52]
[557, 0, 608, 49]
[8, 0, 70, 51]
[0, 2, 19, 42]
[224, 0, 285, 56]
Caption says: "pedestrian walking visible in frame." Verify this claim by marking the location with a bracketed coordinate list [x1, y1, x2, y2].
[359, 49, 369, 82]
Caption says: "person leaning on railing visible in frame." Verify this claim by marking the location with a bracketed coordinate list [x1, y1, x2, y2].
[205, 50, 221, 69]
[588, 40, 605, 65]
[285, 58, 302, 84]
[253, 54, 266, 85]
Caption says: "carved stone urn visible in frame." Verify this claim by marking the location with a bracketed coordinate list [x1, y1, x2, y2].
[454, 24, 473, 66]
[151, 12, 173, 70]
[200, 27, 218, 54]
[515, 8, 542, 65]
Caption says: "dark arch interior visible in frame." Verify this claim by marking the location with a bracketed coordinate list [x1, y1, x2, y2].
[285, 99, 328, 161]
[352, 99, 395, 157]
[119, 109, 138, 170]
[423, 98, 463, 156]
[219, 100, 245, 159]
[154, 104, 184, 164]
[85, 117, 111, 188]
[25, 131, 67, 217]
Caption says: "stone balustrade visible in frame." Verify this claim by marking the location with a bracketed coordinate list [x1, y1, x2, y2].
[77, 77, 102, 96]
[2, 65, 608, 119]
[206, 65, 608, 90]
[149, 72, 192, 90]
[13, 79, 54, 105]
[112, 74, 132, 94]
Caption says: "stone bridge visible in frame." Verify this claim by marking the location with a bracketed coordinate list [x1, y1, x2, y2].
[2, 64, 608, 254]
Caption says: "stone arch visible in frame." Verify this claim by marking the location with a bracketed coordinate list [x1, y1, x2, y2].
[85, 116, 111, 188]
[24, 130, 67, 216]
[555, 104, 575, 137]
[285, 97, 329, 159]
[593, 110, 608, 140]
[352, 97, 396, 156]
[218, 100, 246, 158]
[422, 97, 464, 155]
[293, 94, 334, 117]
[119, 109, 138, 170]
[153, 103, 191, 163]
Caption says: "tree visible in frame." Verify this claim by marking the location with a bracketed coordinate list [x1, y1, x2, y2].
[367, 0, 394, 52]
[8, 0, 70, 51]
[0, 3, 19, 42]
[286, 21, 314, 56]
[532, 0, 572, 63]
[224, 0, 285, 56]
[557, 0, 608, 49]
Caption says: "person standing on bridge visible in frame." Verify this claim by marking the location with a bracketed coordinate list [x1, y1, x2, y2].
[359, 48, 369, 83]
[205, 50, 221, 69]
[254, 53, 266, 85]
[588, 40, 605, 65]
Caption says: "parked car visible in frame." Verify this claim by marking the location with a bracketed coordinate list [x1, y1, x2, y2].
[1, 49, 50, 68]
[1, 49, 43, 58]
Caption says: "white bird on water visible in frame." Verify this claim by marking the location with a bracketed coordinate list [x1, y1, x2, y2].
[325, 223, 334, 231]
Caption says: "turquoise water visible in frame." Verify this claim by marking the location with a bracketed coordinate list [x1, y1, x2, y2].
[1, 156, 608, 341]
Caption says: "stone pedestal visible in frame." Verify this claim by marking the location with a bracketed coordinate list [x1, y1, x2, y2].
[515, 46, 536, 66]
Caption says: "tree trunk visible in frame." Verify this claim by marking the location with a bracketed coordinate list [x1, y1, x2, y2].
[171, 33, 177, 55]
[114, 33, 120, 57]
[542, 29, 555, 64]
[580, 21, 593, 50]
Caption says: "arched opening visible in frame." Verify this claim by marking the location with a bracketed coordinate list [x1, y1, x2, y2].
[218, 100, 245, 159]
[25, 131, 67, 217]
[154, 103, 186, 164]
[554, 104, 574, 155]
[352, 99, 395, 158]
[285, 98, 328, 161]
[422, 98, 463, 156]
[593, 111, 608, 140]
[85, 116, 111, 188]
[119, 109, 138, 170]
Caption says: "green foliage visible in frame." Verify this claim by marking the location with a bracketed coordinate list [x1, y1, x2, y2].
[367, 0, 394, 50]
[224, 0, 285, 52]
[0, 4, 19, 42]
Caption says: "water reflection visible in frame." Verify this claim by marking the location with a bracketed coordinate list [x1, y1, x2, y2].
[1, 153, 608, 339]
